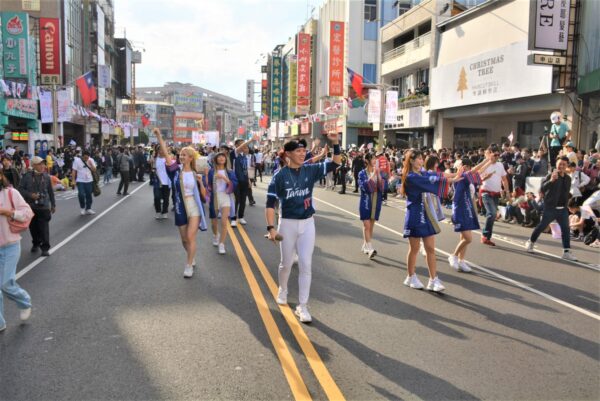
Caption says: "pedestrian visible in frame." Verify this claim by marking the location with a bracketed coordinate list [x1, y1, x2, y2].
[351, 152, 365, 193]
[0, 169, 34, 332]
[400, 149, 463, 292]
[525, 157, 578, 261]
[266, 134, 341, 323]
[480, 145, 510, 246]
[71, 150, 97, 215]
[102, 150, 113, 184]
[135, 145, 146, 182]
[1, 155, 20, 188]
[150, 140, 171, 219]
[358, 152, 383, 259]
[376, 150, 391, 205]
[230, 135, 260, 227]
[548, 111, 571, 166]
[205, 152, 237, 255]
[447, 158, 492, 272]
[156, 130, 208, 278]
[254, 147, 264, 183]
[116, 147, 133, 196]
[18, 156, 56, 257]
[337, 151, 349, 194]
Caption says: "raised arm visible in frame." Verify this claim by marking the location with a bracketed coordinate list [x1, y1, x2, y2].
[235, 133, 261, 153]
[154, 128, 172, 166]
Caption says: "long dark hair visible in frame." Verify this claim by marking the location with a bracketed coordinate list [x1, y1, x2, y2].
[425, 155, 439, 171]
[213, 152, 229, 170]
[0, 169, 8, 191]
[400, 149, 422, 196]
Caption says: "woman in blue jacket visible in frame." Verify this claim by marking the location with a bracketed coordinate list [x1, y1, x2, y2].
[205, 152, 237, 255]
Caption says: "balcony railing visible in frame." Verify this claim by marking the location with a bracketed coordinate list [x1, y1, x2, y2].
[398, 95, 429, 110]
[383, 32, 431, 63]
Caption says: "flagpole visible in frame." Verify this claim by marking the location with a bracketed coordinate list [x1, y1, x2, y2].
[52, 84, 59, 149]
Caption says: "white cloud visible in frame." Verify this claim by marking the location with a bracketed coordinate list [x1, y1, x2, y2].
[115, 0, 314, 100]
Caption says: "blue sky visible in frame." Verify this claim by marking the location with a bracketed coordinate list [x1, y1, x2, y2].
[114, 0, 316, 101]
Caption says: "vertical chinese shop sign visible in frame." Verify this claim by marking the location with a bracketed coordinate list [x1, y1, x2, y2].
[328, 21, 345, 97]
[297, 33, 311, 113]
[271, 56, 282, 121]
[1, 12, 30, 79]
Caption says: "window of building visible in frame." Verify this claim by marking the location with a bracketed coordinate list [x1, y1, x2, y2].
[364, 0, 377, 21]
[363, 64, 377, 84]
[416, 68, 429, 87]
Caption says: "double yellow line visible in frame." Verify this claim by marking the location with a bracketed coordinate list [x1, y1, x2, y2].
[227, 224, 345, 401]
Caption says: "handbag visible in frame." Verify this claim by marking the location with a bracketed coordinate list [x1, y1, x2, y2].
[83, 160, 101, 197]
[7, 188, 32, 233]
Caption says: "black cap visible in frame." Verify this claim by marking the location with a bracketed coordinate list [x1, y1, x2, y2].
[284, 140, 306, 152]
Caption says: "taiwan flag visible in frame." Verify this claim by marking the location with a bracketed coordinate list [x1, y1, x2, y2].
[346, 67, 365, 99]
[76, 71, 97, 106]
[259, 114, 269, 128]
[141, 112, 151, 127]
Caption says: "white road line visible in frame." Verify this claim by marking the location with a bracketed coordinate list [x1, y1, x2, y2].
[312, 196, 600, 322]
[16, 182, 148, 281]
[384, 198, 600, 273]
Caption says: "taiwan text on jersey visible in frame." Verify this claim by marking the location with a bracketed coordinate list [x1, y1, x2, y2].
[267, 163, 329, 219]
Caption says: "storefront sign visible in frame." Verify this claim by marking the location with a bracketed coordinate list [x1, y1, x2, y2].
[271, 56, 282, 121]
[534, 0, 571, 51]
[173, 92, 203, 112]
[301, 120, 310, 134]
[297, 32, 311, 102]
[367, 89, 381, 123]
[261, 79, 268, 115]
[39, 18, 61, 84]
[22, 0, 40, 11]
[5, 98, 37, 119]
[328, 22, 345, 97]
[324, 118, 339, 134]
[430, 41, 552, 110]
[287, 56, 297, 117]
[246, 79, 254, 113]
[1, 12, 29, 79]
[533, 53, 567, 66]
[11, 131, 29, 141]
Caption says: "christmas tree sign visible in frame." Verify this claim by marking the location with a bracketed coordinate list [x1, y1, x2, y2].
[457, 66, 468, 99]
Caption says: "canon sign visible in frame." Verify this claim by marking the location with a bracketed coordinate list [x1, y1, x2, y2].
[39, 18, 61, 84]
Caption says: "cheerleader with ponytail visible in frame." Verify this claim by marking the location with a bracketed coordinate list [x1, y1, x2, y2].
[205, 152, 237, 255]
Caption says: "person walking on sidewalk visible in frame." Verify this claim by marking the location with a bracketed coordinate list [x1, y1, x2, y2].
[18, 156, 56, 257]
[205, 152, 237, 255]
[116, 148, 133, 196]
[71, 151, 97, 215]
[102, 150, 113, 184]
[0, 170, 34, 332]
[480, 145, 510, 246]
[525, 156, 578, 261]
[266, 134, 341, 323]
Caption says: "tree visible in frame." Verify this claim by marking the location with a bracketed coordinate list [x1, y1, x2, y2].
[457, 66, 468, 99]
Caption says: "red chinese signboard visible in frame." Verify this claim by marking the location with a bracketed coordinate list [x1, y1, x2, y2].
[328, 21, 345, 97]
[297, 33, 311, 98]
[39, 18, 61, 84]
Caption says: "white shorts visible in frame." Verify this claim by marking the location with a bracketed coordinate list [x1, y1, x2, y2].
[184, 196, 200, 217]
[216, 191, 231, 209]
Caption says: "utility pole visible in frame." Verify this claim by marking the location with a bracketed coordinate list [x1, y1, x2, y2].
[378, 82, 386, 153]
[131, 62, 136, 146]
[51, 84, 59, 149]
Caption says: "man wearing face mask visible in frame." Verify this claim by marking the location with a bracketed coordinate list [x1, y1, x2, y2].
[525, 156, 577, 261]
[19, 156, 56, 256]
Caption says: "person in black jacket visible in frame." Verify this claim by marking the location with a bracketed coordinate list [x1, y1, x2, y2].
[1, 155, 20, 188]
[19, 156, 56, 256]
[351, 152, 365, 193]
[525, 156, 578, 261]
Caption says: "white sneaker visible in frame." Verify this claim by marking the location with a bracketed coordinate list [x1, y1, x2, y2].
[295, 304, 312, 323]
[230, 220, 238, 227]
[0, 324, 5, 332]
[161, 213, 169, 219]
[447, 255, 460, 271]
[562, 251, 578, 261]
[276, 287, 288, 305]
[403, 274, 424, 289]
[192, 258, 196, 268]
[86, 209, 95, 215]
[458, 260, 472, 273]
[525, 240, 534, 253]
[218, 243, 226, 255]
[20, 307, 31, 321]
[155, 213, 161, 220]
[80, 209, 86, 215]
[183, 264, 194, 278]
[426, 276, 446, 292]
[239, 218, 247, 225]
[293, 254, 299, 265]
[368, 248, 377, 259]
[361, 243, 367, 254]
[212, 235, 219, 246]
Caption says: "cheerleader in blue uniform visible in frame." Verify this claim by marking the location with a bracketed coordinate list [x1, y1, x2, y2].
[205, 152, 237, 255]
[358, 152, 384, 259]
[400, 149, 463, 292]
[447, 157, 493, 272]
[156, 129, 208, 279]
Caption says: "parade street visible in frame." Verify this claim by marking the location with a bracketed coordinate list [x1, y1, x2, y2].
[1, 180, 598, 401]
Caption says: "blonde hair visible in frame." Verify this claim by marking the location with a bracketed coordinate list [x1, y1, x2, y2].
[180, 146, 199, 172]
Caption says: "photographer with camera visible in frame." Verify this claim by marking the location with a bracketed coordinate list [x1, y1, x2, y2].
[19, 156, 56, 257]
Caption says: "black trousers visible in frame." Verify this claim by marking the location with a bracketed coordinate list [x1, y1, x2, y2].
[136, 165, 145, 181]
[256, 163, 263, 182]
[338, 169, 347, 193]
[118, 170, 130, 194]
[154, 185, 171, 213]
[30, 208, 51, 251]
[353, 173, 360, 192]
[235, 180, 250, 219]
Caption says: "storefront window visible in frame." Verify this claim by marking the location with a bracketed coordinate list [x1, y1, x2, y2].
[454, 128, 488, 149]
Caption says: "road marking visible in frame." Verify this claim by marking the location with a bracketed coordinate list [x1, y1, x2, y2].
[227, 227, 312, 401]
[312, 196, 600, 322]
[384, 197, 600, 272]
[237, 225, 346, 401]
[16, 183, 148, 281]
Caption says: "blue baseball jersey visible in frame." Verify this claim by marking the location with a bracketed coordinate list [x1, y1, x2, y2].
[267, 162, 335, 219]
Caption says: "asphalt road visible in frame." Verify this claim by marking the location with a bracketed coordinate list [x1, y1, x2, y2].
[1, 176, 598, 401]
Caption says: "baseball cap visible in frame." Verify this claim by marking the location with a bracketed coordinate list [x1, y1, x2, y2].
[284, 140, 306, 152]
[31, 156, 45, 164]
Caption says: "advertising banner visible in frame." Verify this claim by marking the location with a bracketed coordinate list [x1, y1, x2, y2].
[246, 79, 254, 113]
[261, 79, 268, 115]
[534, 0, 571, 51]
[2, 12, 30, 79]
[173, 92, 203, 112]
[39, 18, 61, 85]
[367, 89, 381, 123]
[98, 65, 111, 88]
[385, 91, 398, 124]
[5, 98, 36, 119]
[328, 21, 345, 97]
[205, 131, 219, 146]
[57, 89, 71, 122]
[40, 91, 53, 123]
[271, 56, 282, 121]
[430, 41, 552, 110]
[297, 33, 311, 99]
